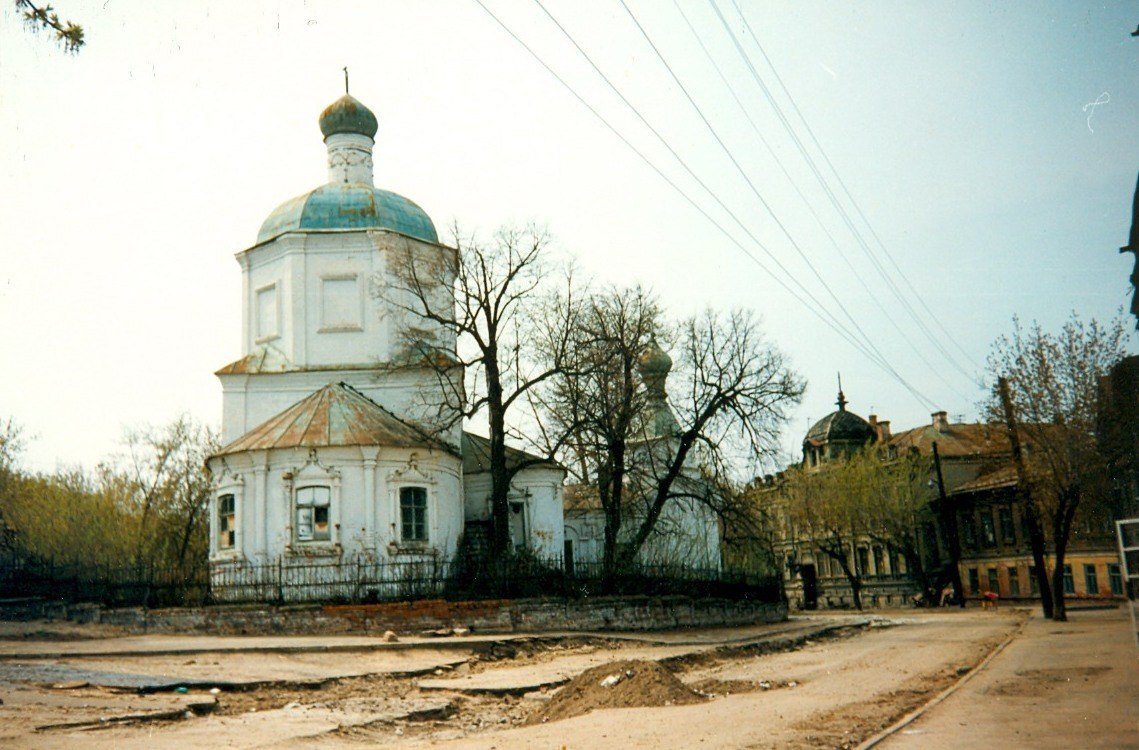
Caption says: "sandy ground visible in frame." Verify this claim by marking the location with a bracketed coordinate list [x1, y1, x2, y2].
[0, 607, 1131, 748]
[878, 607, 1139, 749]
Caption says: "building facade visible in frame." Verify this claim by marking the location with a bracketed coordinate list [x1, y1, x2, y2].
[206, 94, 564, 600]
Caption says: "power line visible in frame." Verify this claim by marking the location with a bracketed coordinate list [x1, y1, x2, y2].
[668, 0, 974, 405]
[526, 0, 914, 388]
[615, 0, 937, 409]
[468, 0, 910, 375]
[721, 0, 981, 383]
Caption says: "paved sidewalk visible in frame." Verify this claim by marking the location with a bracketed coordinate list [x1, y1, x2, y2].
[879, 606, 1139, 749]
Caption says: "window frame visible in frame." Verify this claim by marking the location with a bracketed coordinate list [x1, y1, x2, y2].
[1008, 566, 1021, 597]
[1109, 563, 1124, 596]
[295, 484, 333, 543]
[217, 493, 236, 550]
[1083, 563, 1098, 596]
[998, 506, 1015, 543]
[980, 511, 997, 547]
[399, 485, 429, 544]
[1063, 564, 1075, 594]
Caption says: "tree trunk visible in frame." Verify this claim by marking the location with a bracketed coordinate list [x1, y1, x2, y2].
[486, 354, 512, 558]
[998, 377, 1054, 618]
[1050, 487, 1079, 622]
[932, 442, 966, 607]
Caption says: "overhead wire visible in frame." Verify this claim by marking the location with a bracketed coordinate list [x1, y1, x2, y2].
[615, 0, 938, 409]
[719, 0, 981, 384]
[668, 0, 974, 404]
[467, 0, 911, 373]
[525, 0, 917, 392]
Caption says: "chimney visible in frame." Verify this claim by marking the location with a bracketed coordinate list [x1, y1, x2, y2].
[878, 420, 891, 440]
[932, 411, 949, 432]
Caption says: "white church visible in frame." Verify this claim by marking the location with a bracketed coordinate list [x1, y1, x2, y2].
[205, 92, 566, 599]
[206, 92, 721, 600]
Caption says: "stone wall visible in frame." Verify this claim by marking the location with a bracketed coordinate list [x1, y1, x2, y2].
[1, 595, 786, 636]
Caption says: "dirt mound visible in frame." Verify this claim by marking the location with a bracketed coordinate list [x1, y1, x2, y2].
[528, 659, 704, 725]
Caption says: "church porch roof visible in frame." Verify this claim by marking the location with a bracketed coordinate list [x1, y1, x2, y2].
[214, 382, 453, 457]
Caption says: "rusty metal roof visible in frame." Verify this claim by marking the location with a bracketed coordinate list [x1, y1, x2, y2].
[215, 382, 453, 456]
[952, 465, 1019, 495]
[460, 432, 561, 475]
[888, 422, 1011, 458]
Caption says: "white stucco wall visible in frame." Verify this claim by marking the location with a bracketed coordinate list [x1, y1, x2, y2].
[461, 466, 566, 559]
[207, 445, 463, 564]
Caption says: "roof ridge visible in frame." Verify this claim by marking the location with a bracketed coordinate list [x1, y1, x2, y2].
[336, 382, 459, 455]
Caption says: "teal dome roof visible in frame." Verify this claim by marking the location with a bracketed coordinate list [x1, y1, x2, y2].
[319, 94, 378, 139]
[257, 184, 438, 244]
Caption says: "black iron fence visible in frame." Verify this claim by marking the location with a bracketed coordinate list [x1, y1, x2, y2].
[0, 552, 780, 609]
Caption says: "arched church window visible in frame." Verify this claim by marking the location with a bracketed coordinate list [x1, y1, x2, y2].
[296, 485, 332, 542]
[399, 486, 428, 543]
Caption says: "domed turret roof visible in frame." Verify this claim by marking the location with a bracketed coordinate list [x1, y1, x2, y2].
[803, 388, 875, 447]
[257, 184, 438, 244]
[255, 92, 438, 245]
[319, 94, 378, 139]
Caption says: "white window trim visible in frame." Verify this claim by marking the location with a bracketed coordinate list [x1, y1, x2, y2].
[387, 458, 437, 555]
[284, 457, 342, 555]
[210, 473, 244, 561]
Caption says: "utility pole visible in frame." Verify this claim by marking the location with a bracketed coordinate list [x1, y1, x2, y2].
[998, 376, 1054, 618]
[931, 442, 965, 607]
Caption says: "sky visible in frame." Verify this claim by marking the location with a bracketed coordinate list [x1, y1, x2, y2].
[1, 1, 1136, 473]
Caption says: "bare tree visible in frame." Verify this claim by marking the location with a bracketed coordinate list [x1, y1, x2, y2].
[984, 312, 1129, 621]
[619, 310, 804, 568]
[539, 294, 803, 576]
[382, 226, 575, 557]
[533, 284, 661, 574]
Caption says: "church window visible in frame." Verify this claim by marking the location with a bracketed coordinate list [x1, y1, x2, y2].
[256, 284, 279, 341]
[400, 486, 428, 543]
[217, 494, 236, 550]
[320, 275, 362, 331]
[296, 485, 331, 542]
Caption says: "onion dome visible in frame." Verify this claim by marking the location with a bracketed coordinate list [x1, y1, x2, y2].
[256, 92, 438, 245]
[637, 336, 672, 396]
[318, 94, 378, 139]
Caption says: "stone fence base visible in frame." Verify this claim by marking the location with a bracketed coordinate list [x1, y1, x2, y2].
[0, 595, 787, 636]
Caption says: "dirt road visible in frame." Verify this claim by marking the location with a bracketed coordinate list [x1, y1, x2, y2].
[2, 607, 1130, 748]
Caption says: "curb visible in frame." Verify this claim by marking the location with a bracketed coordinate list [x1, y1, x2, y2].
[854, 615, 1029, 750]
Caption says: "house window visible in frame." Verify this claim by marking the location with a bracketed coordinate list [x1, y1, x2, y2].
[967, 567, 979, 595]
[399, 486, 428, 543]
[961, 514, 977, 549]
[296, 485, 331, 542]
[1083, 564, 1099, 595]
[1109, 563, 1124, 596]
[998, 507, 1015, 543]
[1008, 566, 1021, 597]
[217, 494, 236, 550]
[872, 546, 885, 576]
[981, 511, 996, 546]
[1062, 564, 1074, 594]
[1029, 565, 1039, 595]
[987, 567, 1000, 595]
[857, 547, 870, 576]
